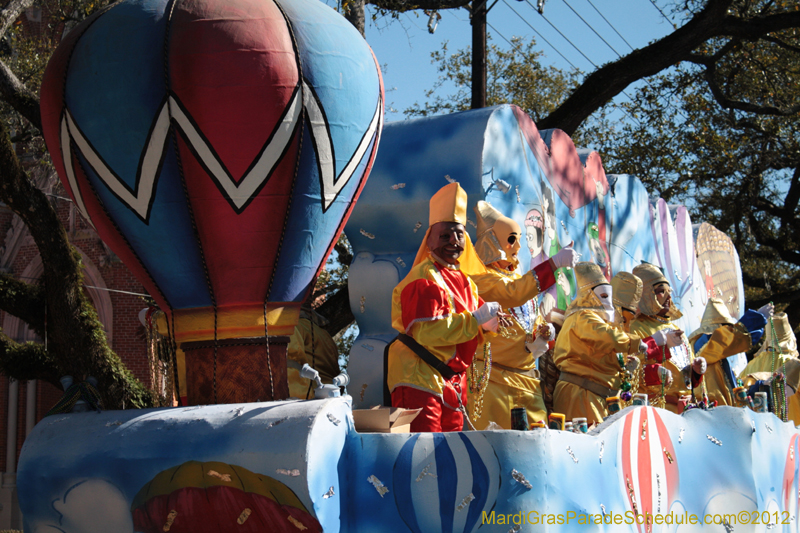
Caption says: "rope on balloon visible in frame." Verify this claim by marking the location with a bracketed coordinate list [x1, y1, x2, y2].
[261, 0, 308, 401]
[163, 0, 219, 403]
[167, 310, 181, 406]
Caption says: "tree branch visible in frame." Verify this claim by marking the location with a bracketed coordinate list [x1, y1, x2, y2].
[539, 0, 734, 133]
[368, 0, 470, 11]
[344, 0, 366, 37]
[719, 9, 800, 39]
[783, 165, 800, 219]
[0, 271, 44, 332]
[761, 35, 800, 54]
[703, 61, 800, 116]
[0, 331, 60, 386]
[0, 59, 41, 130]
[539, 1, 800, 134]
[0, 0, 35, 40]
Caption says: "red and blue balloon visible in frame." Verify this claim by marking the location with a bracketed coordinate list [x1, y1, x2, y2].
[40, 0, 383, 337]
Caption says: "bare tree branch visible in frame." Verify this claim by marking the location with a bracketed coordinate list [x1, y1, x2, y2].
[0, 0, 35, 40]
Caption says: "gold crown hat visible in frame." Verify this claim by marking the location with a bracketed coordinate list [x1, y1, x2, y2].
[632, 262, 682, 319]
[611, 272, 643, 312]
[429, 182, 467, 226]
[473, 200, 522, 267]
[565, 262, 608, 317]
[411, 182, 486, 274]
[688, 297, 736, 345]
[754, 312, 798, 357]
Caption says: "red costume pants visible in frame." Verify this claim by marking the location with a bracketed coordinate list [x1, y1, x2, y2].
[391, 375, 467, 432]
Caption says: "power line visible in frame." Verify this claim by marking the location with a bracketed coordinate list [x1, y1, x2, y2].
[563, 0, 621, 57]
[502, 0, 578, 70]
[487, 19, 568, 77]
[648, 0, 673, 25]
[524, 0, 598, 68]
[584, 0, 635, 51]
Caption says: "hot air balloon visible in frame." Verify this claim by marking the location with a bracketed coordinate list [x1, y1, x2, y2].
[131, 460, 322, 533]
[392, 432, 500, 533]
[39, 0, 383, 404]
[782, 433, 800, 520]
[618, 407, 679, 532]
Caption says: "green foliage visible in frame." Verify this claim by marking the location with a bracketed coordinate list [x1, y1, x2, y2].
[314, 233, 353, 302]
[404, 36, 580, 122]
[596, 12, 800, 316]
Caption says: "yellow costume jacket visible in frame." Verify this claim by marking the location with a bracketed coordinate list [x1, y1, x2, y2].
[287, 314, 340, 400]
[468, 261, 555, 428]
[693, 323, 751, 406]
[553, 290, 651, 425]
[387, 255, 484, 406]
[739, 350, 800, 425]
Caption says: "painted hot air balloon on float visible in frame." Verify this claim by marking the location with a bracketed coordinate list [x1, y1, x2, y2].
[392, 432, 501, 533]
[39, 0, 383, 404]
[131, 460, 322, 533]
[618, 407, 679, 532]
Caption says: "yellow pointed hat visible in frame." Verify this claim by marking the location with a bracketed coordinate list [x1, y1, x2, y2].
[575, 261, 608, 291]
[566, 262, 608, 317]
[473, 200, 521, 266]
[688, 297, 736, 344]
[754, 312, 798, 357]
[429, 182, 467, 226]
[611, 272, 642, 312]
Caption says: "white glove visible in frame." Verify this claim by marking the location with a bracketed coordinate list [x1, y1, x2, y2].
[482, 316, 499, 333]
[666, 330, 683, 348]
[473, 302, 502, 325]
[757, 303, 774, 320]
[638, 340, 649, 355]
[626, 356, 640, 373]
[658, 366, 673, 388]
[526, 335, 550, 360]
[651, 329, 668, 347]
[551, 245, 579, 269]
[692, 357, 707, 375]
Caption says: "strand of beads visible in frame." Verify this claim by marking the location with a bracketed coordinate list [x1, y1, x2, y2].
[468, 342, 493, 420]
[616, 353, 640, 408]
[768, 314, 788, 421]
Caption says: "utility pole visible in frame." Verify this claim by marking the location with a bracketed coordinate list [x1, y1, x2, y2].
[471, 0, 487, 109]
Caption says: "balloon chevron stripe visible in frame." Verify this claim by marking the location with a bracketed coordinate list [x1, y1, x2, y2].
[169, 87, 303, 214]
[303, 81, 383, 212]
[59, 81, 381, 221]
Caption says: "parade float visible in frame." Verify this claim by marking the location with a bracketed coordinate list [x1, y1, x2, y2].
[15, 0, 800, 532]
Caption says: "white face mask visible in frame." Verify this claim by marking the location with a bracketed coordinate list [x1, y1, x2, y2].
[593, 284, 615, 321]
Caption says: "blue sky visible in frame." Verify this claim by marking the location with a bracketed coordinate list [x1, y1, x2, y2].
[323, 0, 681, 125]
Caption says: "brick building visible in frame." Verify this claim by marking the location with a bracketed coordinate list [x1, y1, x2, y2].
[0, 169, 152, 528]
